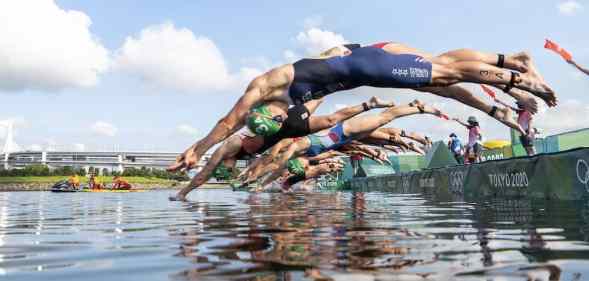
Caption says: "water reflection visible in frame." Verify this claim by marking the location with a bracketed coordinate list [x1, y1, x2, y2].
[0, 190, 588, 281]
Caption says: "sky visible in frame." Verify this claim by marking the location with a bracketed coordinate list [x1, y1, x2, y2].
[1, 0, 589, 153]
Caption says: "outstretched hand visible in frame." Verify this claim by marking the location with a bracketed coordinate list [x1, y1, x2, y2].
[169, 193, 187, 201]
[167, 143, 200, 172]
[368, 96, 395, 109]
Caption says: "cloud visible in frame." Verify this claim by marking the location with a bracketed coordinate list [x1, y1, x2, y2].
[115, 22, 259, 93]
[0, 0, 109, 92]
[558, 1, 583, 15]
[176, 124, 199, 137]
[91, 121, 118, 137]
[295, 27, 348, 56]
[535, 99, 589, 135]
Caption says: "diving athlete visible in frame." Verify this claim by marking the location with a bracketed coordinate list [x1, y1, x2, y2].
[169, 43, 555, 172]
[242, 100, 445, 186]
[169, 96, 394, 200]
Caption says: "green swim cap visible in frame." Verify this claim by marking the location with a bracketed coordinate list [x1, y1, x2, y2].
[246, 105, 281, 136]
[287, 158, 306, 177]
[212, 164, 233, 180]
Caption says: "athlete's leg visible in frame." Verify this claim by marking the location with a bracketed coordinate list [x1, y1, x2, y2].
[381, 43, 543, 81]
[302, 98, 324, 115]
[504, 88, 539, 114]
[342, 101, 442, 138]
[416, 86, 525, 134]
[431, 61, 556, 106]
[308, 96, 394, 132]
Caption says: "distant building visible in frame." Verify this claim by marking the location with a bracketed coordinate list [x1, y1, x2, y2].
[0, 150, 212, 173]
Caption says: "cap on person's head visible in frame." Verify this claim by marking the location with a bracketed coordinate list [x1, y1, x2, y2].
[286, 158, 305, 177]
[450, 133, 457, 138]
[516, 101, 524, 109]
[467, 116, 478, 124]
[246, 104, 281, 137]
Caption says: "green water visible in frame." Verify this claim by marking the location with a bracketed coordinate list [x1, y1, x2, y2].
[0, 189, 588, 280]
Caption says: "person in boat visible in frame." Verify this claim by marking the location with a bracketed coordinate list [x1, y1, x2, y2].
[567, 59, 589, 76]
[88, 173, 104, 189]
[67, 174, 81, 189]
[242, 100, 444, 185]
[168, 42, 554, 173]
[453, 116, 483, 163]
[112, 176, 132, 190]
[493, 98, 536, 156]
[447, 133, 464, 164]
[169, 97, 394, 201]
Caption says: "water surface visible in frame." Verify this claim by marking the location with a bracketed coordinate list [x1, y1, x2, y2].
[0, 189, 588, 280]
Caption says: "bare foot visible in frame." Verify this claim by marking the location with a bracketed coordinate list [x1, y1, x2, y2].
[421, 104, 444, 117]
[506, 88, 539, 114]
[516, 72, 557, 107]
[511, 52, 546, 83]
[494, 107, 526, 135]
[369, 96, 395, 108]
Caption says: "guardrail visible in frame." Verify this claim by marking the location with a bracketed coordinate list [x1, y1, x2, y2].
[347, 147, 589, 201]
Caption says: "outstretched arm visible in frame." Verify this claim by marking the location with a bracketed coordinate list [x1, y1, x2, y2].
[568, 60, 589, 76]
[239, 138, 295, 181]
[307, 150, 345, 162]
[247, 141, 304, 184]
[171, 137, 241, 200]
[169, 66, 292, 171]
[453, 118, 469, 128]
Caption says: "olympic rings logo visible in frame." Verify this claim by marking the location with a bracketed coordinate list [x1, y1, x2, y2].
[448, 171, 464, 193]
[449, 170, 465, 194]
[576, 159, 589, 192]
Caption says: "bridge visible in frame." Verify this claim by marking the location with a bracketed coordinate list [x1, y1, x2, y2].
[1, 150, 212, 173]
[0, 121, 217, 172]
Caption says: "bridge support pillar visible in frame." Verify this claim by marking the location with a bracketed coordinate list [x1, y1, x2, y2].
[117, 154, 124, 173]
[3, 153, 8, 170]
[41, 152, 47, 166]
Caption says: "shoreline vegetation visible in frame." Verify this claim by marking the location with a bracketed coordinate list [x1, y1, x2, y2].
[0, 176, 227, 191]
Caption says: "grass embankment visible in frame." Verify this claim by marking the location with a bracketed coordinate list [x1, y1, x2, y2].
[0, 176, 176, 185]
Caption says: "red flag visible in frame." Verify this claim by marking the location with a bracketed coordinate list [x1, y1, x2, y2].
[544, 39, 572, 61]
[480, 85, 496, 99]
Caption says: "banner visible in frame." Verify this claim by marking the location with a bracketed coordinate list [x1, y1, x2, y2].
[346, 147, 589, 201]
[544, 39, 572, 61]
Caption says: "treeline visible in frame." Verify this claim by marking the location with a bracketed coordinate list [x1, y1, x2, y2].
[0, 165, 189, 181]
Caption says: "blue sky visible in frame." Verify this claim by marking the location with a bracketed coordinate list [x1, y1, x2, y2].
[1, 0, 588, 152]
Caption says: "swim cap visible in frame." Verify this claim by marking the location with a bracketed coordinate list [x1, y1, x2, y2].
[287, 158, 306, 177]
[246, 105, 281, 136]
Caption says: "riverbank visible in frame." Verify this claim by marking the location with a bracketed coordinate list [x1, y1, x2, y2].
[0, 176, 228, 191]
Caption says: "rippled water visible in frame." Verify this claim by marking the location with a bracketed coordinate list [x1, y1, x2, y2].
[1, 189, 589, 281]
